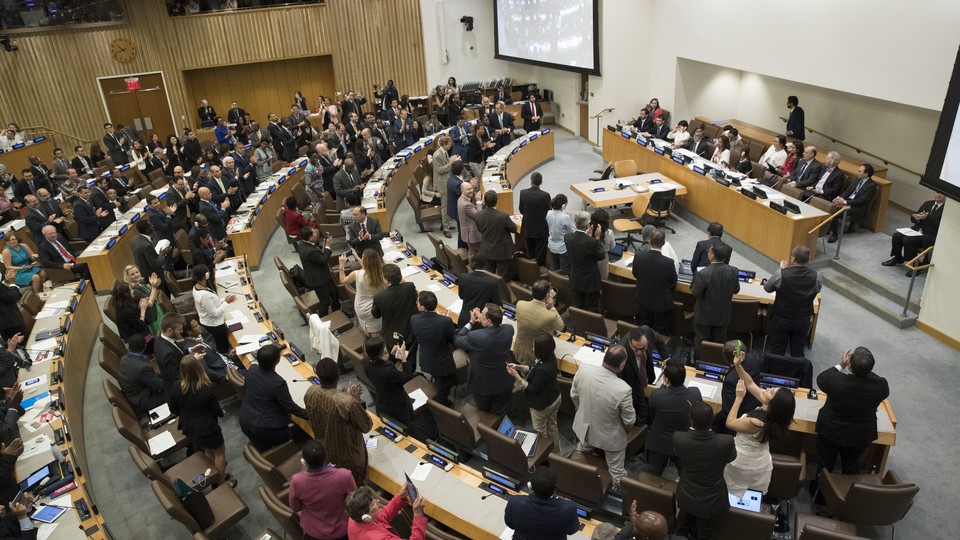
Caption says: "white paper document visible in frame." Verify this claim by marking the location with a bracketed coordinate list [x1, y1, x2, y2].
[687, 380, 717, 400]
[574, 347, 605, 366]
[383, 250, 405, 262]
[32, 338, 60, 352]
[408, 389, 429, 411]
[410, 461, 432, 482]
[400, 266, 420, 278]
[154, 238, 171, 255]
[896, 227, 922, 237]
[447, 299, 463, 314]
[21, 434, 52, 459]
[427, 284, 442, 292]
[149, 403, 173, 424]
[148, 430, 177, 456]
[238, 334, 267, 343]
[236, 342, 262, 356]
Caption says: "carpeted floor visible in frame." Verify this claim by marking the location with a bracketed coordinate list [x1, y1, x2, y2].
[83, 130, 958, 539]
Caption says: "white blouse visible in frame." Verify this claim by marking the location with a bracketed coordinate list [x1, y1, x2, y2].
[193, 286, 227, 326]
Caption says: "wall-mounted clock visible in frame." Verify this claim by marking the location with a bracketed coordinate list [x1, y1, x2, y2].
[109, 37, 137, 64]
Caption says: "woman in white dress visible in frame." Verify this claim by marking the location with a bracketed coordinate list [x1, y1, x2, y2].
[711, 135, 731, 169]
[724, 343, 797, 496]
[338, 248, 385, 336]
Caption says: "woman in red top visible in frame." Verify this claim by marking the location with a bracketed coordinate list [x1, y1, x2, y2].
[284, 195, 315, 239]
[346, 484, 427, 540]
[779, 141, 800, 177]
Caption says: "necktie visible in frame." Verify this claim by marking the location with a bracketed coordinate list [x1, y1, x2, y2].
[796, 161, 807, 178]
[217, 178, 225, 193]
[54, 241, 76, 263]
[852, 179, 866, 197]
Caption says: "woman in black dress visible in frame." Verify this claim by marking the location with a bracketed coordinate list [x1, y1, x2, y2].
[507, 333, 562, 448]
[362, 337, 415, 427]
[170, 353, 235, 487]
[111, 282, 153, 351]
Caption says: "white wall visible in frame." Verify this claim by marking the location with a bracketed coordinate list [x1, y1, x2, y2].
[419, 0, 511, 87]
[918, 200, 960, 338]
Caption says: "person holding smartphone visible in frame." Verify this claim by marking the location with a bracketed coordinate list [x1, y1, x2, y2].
[346, 483, 426, 540]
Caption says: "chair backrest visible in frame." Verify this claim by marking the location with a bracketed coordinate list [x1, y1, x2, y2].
[781, 184, 803, 199]
[763, 353, 814, 388]
[767, 452, 806, 501]
[807, 197, 836, 239]
[647, 188, 676, 213]
[272, 161, 286, 173]
[477, 422, 528, 479]
[112, 406, 148, 454]
[292, 183, 309, 209]
[275, 208, 289, 236]
[99, 322, 127, 358]
[425, 399, 478, 451]
[798, 525, 870, 540]
[749, 161, 766, 180]
[567, 306, 610, 338]
[443, 245, 469, 277]
[243, 445, 288, 494]
[273, 255, 290, 275]
[174, 229, 192, 263]
[427, 232, 451, 269]
[103, 378, 138, 420]
[151, 480, 202, 533]
[425, 521, 463, 540]
[259, 486, 305, 539]
[103, 294, 118, 325]
[595, 163, 613, 181]
[547, 270, 575, 310]
[226, 367, 245, 400]
[19, 290, 43, 316]
[728, 299, 760, 334]
[128, 445, 167, 485]
[839, 475, 919, 526]
[601, 280, 637, 321]
[165, 271, 185, 295]
[698, 341, 724, 364]
[478, 270, 512, 304]
[613, 159, 638, 178]
[406, 188, 424, 221]
[321, 190, 336, 212]
[620, 475, 677, 531]
[687, 119, 703, 134]
[719, 507, 776, 540]
[548, 452, 609, 507]
[556, 376, 575, 415]
[508, 282, 533, 303]
[278, 271, 300, 299]
[99, 346, 123, 380]
[342, 346, 373, 390]
[515, 257, 544, 286]
[127, 193, 142, 208]
[630, 193, 650, 218]
[20, 307, 34, 335]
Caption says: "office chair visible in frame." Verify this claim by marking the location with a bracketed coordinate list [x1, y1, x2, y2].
[643, 188, 676, 233]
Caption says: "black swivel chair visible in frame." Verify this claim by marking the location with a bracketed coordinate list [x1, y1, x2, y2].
[643, 188, 676, 233]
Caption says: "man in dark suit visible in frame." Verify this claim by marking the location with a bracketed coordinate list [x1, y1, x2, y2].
[372, 265, 419, 370]
[333, 159, 364, 211]
[815, 347, 889, 478]
[102, 123, 129, 165]
[633, 108, 654, 134]
[674, 401, 737, 540]
[828, 163, 878, 242]
[800, 150, 844, 201]
[166, 172, 195, 233]
[410, 291, 457, 406]
[564, 211, 606, 311]
[0, 270, 27, 341]
[504, 467, 580, 539]
[715, 341, 762, 435]
[632, 229, 677, 333]
[340, 91, 367, 119]
[456, 270, 501, 328]
[392, 109, 416, 149]
[347, 205, 385, 256]
[453, 304, 515, 415]
[475, 190, 517, 278]
[520, 95, 544, 132]
[155, 313, 192, 397]
[226, 101, 247, 125]
[691, 222, 730, 274]
[117, 334, 168, 418]
[297, 227, 336, 316]
[37, 225, 91, 285]
[11, 170, 50, 204]
[519, 172, 551, 266]
[690, 243, 740, 349]
[493, 85, 512, 105]
[785, 145, 823, 188]
[27, 156, 54, 189]
[785, 95, 805, 140]
[646, 360, 703, 475]
[618, 325, 667, 426]
[449, 116, 471, 163]
[649, 115, 670, 140]
[683, 127, 711, 158]
[884, 192, 945, 273]
[197, 99, 217, 128]
[23, 194, 59, 244]
[89, 177, 118, 230]
[764, 245, 821, 357]
[71, 145, 94, 174]
[72, 185, 105, 242]
[267, 113, 286, 157]
[197, 187, 228, 242]
[488, 102, 515, 149]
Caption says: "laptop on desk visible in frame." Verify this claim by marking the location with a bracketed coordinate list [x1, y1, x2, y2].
[497, 415, 539, 458]
[608, 243, 625, 263]
[678, 259, 694, 283]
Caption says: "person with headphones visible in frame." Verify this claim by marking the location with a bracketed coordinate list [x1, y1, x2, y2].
[345, 483, 426, 540]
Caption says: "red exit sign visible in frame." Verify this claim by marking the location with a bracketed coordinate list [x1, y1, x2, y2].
[125, 78, 140, 91]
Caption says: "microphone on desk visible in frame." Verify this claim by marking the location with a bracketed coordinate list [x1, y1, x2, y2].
[290, 379, 311, 383]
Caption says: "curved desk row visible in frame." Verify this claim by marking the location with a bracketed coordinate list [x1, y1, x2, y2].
[22, 281, 109, 538]
[481, 129, 556, 215]
[0, 138, 55, 181]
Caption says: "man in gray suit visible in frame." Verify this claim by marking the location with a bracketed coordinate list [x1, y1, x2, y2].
[333, 158, 364, 210]
[571, 345, 636, 491]
[691, 243, 740, 349]
[475, 190, 517, 279]
[117, 334, 168, 418]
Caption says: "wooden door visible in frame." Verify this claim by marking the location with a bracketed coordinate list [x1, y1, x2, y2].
[99, 73, 174, 141]
[579, 73, 590, 139]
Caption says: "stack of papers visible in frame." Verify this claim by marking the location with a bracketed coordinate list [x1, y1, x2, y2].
[896, 228, 922, 237]
[574, 347, 605, 366]
[148, 430, 177, 456]
[408, 388, 429, 410]
[687, 380, 717, 400]
[400, 266, 420, 278]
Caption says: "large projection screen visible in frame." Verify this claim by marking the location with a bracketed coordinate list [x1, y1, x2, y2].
[494, 0, 600, 76]
[923, 44, 960, 202]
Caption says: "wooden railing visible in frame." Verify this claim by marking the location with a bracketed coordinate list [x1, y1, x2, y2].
[779, 116, 923, 178]
[22, 126, 96, 150]
[808, 206, 849, 260]
[902, 246, 934, 316]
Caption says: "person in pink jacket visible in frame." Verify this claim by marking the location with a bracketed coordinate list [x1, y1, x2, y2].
[345, 484, 427, 540]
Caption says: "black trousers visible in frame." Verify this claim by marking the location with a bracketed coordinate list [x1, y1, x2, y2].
[890, 231, 932, 263]
[768, 315, 810, 358]
[574, 290, 600, 313]
[239, 420, 294, 453]
[637, 305, 672, 335]
[816, 434, 868, 475]
[310, 283, 333, 316]
[676, 508, 727, 540]
[432, 374, 456, 407]
[645, 449, 683, 476]
[525, 236, 548, 267]
[475, 391, 511, 416]
[202, 323, 230, 354]
[694, 323, 727, 350]
[484, 258, 512, 280]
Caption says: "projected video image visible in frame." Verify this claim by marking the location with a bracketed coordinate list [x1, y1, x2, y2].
[496, 0, 595, 71]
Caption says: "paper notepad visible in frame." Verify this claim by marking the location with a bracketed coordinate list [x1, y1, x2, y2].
[238, 334, 267, 344]
[896, 227, 922, 237]
[410, 461, 432, 482]
[400, 266, 420, 278]
[687, 380, 717, 400]
[447, 299, 463, 314]
[574, 347, 605, 366]
[148, 430, 177, 456]
[236, 342, 262, 356]
[408, 388, 429, 411]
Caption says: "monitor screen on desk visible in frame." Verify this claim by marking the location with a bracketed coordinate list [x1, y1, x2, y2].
[494, 0, 600, 76]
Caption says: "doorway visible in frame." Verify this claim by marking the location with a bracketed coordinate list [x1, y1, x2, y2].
[579, 73, 590, 140]
[98, 73, 175, 142]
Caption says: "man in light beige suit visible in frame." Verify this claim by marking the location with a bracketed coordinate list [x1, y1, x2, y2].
[457, 180, 482, 265]
[571, 345, 636, 491]
[514, 280, 563, 365]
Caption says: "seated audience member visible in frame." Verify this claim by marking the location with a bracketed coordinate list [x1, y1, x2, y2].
[674, 401, 737, 540]
[646, 360, 702, 475]
[504, 467, 580, 540]
[304, 358, 372, 486]
[667, 120, 690, 147]
[734, 148, 752, 175]
[454, 304, 514, 415]
[827, 164, 877, 243]
[758, 135, 788, 173]
[614, 501, 669, 540]
[2, 233, 44, 293]
[346, 484, 426, 540]
[648, 114, 670, 140]
[238, 344, 308, 452]
[883, 191, 945, 274]
[37, 225, 91, 283]
[724, 346, 796, 495]
[117, 334, 167, 418]
[111, 282, 153, 344]
[799, 150, 844, 201]
[682, 127, 711, 157]
[785, 144, 823, 188]
[633, 108, 653, 134]
[288, 439, 357, 540]
[710, 135, 731, 169]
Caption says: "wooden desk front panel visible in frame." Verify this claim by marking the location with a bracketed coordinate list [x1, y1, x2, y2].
[77, 222, 138, 292]
[228, 169, 302, 270]
[0, 139, 55, 178]
[603, 131, 824, 262]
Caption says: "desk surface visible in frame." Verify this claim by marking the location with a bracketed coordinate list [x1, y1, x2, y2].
[571, 173, 688, 208]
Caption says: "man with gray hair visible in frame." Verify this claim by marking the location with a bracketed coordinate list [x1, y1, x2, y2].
[800, 150, 844, 201]
[457, 180, 482, 265]
[564, 211, 605, 311]
[638, 225, 681, 271]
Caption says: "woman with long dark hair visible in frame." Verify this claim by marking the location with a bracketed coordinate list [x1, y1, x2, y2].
[111, 282, 152, 345]
[724, 342, 796, 495]
[507, 333, 562, 448]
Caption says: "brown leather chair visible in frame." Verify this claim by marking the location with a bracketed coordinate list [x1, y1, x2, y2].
[129, 445, 219, 489]
[781, 184, 804, 200]
[342, 346, 374, 392]
[478, 422, 553, 480]
[99, 346, 123, 380]
[601, 279, 637, 321]
[226, 367, 245, 400]
[98, 322, 127, 360]
[338, 325, 366, 355]
[808, 196, 838, 252]
[620, 472, 678, 531]
[818, 469, 918, 539]
[102, 294, 119, 325]
[727, 299, 760, 350]
[259, 486, 304, 539]
[427, 232, 452, 270]
[442, 244, 470, 277]
[292, 183, 310, 210]
[243, 441, 302, 494]
[112, 406, 188, 460]
[556, 375, 576, 416]
[767, 452, 807, 509]
[425, 521, 466, 540]
[174, 229, 193, 266]
[794, 513, 862, 539]
[698, 340, 724, 363]
[625, 424, 649, 458]
[317, 310, 353, 335]
[151, 479, 249, 538]
[19, 290, 43, 316]
[547, 270, 575, 313]
[276, 208, 299, 247]
[103, 379, 145, 425]
[670, 300, 694, 340]
[426, 399, 496, 454]
[165, 270, 193, 297]
[719, 506, 776, 540]
[516, 257, 547, 286]
[567, 306, 616, 339]
[549, 452, 611, 507]
[19, 306, 34, 336]
[478, 270, 513, 304]
[508, 282, 534, 303]
[407, 181, 442, 232]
